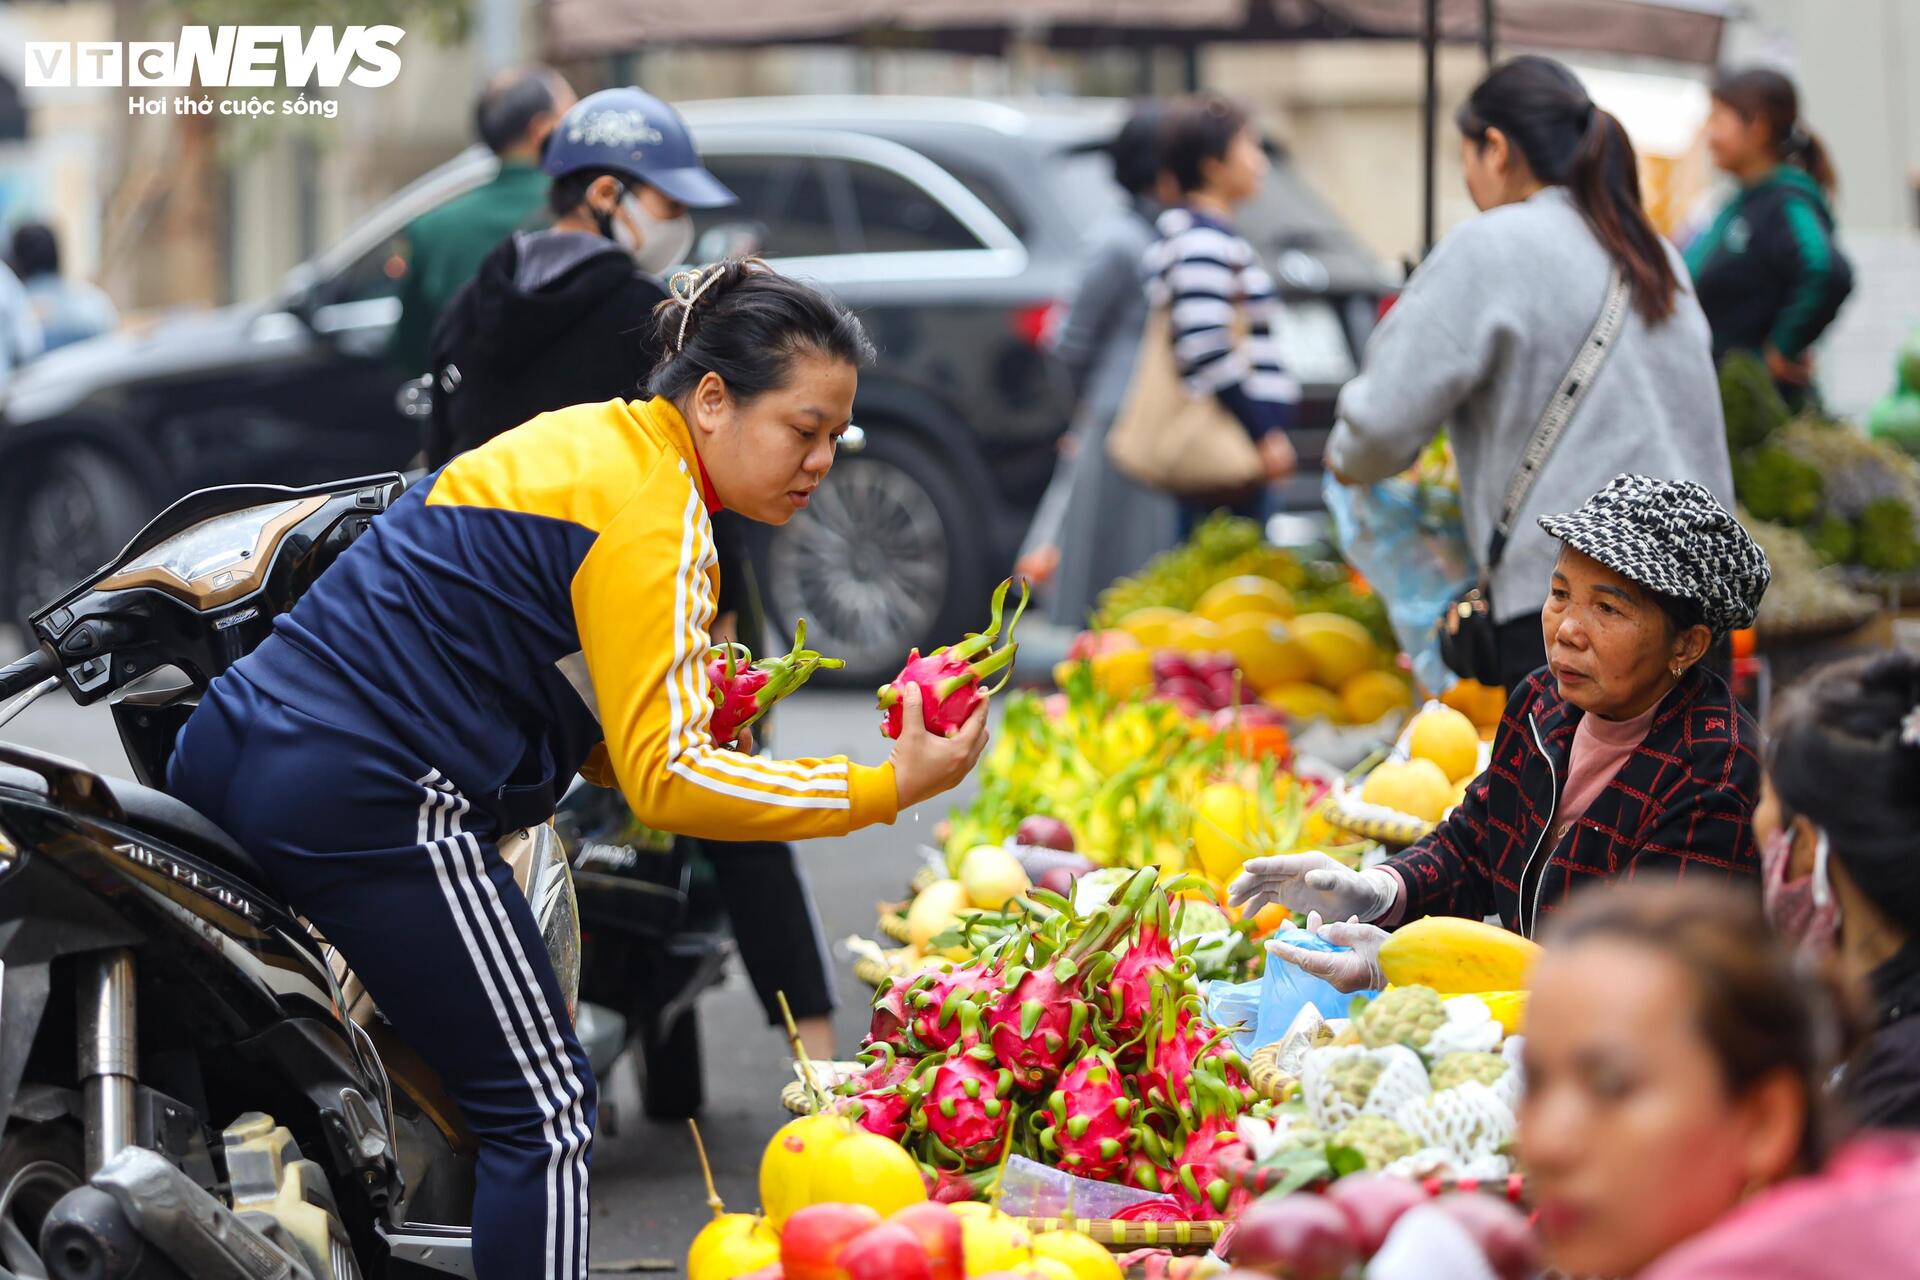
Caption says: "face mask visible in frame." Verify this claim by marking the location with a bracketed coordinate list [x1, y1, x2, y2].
[611, 190, 695, 276]
[1761, 824, 1840, 961]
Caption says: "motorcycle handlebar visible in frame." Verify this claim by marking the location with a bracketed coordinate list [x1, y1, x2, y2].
[0, 648, 57, 701]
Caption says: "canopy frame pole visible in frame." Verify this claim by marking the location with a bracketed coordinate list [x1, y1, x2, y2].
[1421, 0, 1440, 255]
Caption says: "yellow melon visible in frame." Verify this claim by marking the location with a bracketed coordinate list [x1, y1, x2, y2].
[1115, 606, 1189, 650]
[1215, 615, 1314, 692]
[1194, 575, 1297, 624]
[1165, 615, 1225, 654]
[1340, 670, 1412, 725]
[1361, 759, 1453, 823]
[1290, 613, 1380, 688]
[1260, 683, 1347, 725]
[1409, 705, 1482, 783]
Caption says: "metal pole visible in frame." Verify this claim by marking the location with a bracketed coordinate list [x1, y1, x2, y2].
[79, 949, 137, 1174]
[1482, 0, 1498, 65]
[1422, 0, 1440, 255]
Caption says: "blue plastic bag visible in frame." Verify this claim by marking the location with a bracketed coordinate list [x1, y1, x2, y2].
[1204, 979, 1263, 1058]
[1323, 473, 1474, 694]
[1256, 925, 1378, 1045]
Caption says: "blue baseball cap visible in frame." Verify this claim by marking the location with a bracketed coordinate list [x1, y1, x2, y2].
[542, 87, 736, 210]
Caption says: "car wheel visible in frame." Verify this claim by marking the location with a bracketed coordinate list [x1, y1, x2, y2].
[3, 447, 148, 631]
[763, 429, 988, 687]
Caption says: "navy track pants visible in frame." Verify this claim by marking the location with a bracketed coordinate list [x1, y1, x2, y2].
[168, 672, 595, 1280]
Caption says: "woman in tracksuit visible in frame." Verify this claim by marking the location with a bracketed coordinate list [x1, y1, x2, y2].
[1687, 68, 1853, 405]
[165, 259, 989, 1279]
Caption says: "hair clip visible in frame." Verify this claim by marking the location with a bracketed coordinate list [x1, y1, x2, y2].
[1901, 703, 1920, 748]
[670, 264, 725, 353]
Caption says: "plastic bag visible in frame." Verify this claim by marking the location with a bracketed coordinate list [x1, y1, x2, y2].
[1204, 979, 1263, 1059]
[993, 1154, 1167, 1220]
[1323, 473, 1474, 694]
[1258, 926, 1377, 1046]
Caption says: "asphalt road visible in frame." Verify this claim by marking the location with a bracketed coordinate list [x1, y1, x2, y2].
[6, 685, 967, 1273]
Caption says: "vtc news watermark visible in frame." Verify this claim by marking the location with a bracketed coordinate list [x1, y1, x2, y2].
[24, 26, 405, 120]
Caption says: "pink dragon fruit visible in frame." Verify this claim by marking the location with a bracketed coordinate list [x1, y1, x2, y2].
[906, 965, 997, 1053]
[1171, 1118, 1249, 1219]
[984, 868, 1157, 1091]
[1137, 1011, 1233, 1113]
[1102, 893, 1182, 1047]
[867, 975, 918, 1049]
[706, 618, 844, 746]
[878, 578, 1029, 738]
[1037, 1050, 1137, 1181]
[1125, 1150, 1178, 1197]
[847, 1084, 914, 1142]
[912, 1051, 1015, 1169]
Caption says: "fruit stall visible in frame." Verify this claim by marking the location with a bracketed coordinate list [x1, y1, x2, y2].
[691, 512, 1556, 1279]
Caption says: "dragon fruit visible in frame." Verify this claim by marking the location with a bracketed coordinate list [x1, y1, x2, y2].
[878, 578, 1030, 739]
[984, 868, 1157, 1090]
[913, 1051, 1015, 1169]
[868, 975, 918, 1049]
[906, 965, 999, 1053]
[706, 618, 844, 746]
[1037, 1050, 1137, 1181]
[1126, 1151, 1177, 1197]
[847, 1084, 914, 1142]
[1171, 1117, 1249, 1219]
[1102, 892, 1183, 1046]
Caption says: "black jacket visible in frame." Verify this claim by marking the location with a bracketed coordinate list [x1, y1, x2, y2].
[1684, 165, 1853, 363]
[425, 230, 750, 618]
[1389, 666, 1762, 938]
[1845, 943, 1920, 1131]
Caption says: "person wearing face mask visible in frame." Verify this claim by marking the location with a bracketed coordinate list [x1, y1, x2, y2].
[1237, 476, 1770, 986]
[1758, 650, 1920, 1131]
[424, 85, 727, 467]
[423, 89, 852, 1060]
[166, 260, 990, 1279]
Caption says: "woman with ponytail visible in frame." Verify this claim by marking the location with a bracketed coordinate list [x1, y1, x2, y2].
[1688, 68, 1854, 404]
[1328, 56, 1731, 690]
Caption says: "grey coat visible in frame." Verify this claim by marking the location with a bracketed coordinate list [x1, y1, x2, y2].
[1023, 199, 1179, 626]
[1326, 186, 1734, 624]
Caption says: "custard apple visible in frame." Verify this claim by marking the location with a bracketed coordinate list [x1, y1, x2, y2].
[1357, 986, 1448, 1053]
[1325, 1054, 1384, 1110]
[1334, 1115, 1420, 1170]
[1430, 1051, 1510, 1092]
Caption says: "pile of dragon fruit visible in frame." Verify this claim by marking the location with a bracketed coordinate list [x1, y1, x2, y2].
[831, 867, 1266, 1221]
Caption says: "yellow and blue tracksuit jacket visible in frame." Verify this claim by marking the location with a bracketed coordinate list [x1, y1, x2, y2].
[233, 395, 900, 838]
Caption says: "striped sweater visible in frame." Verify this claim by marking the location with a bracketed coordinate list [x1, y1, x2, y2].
[1142, 205, 1299, 437]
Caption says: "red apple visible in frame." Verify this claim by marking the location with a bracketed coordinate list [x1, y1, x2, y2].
[780, 1203, 883, 1280]
[1323, 1173, 1429, 1257]
[1432, 1193, 1539, 1280]
[1037, 867, 1077, 897]
[1228, 1194, 1361, 1280]
[838, 1223, 931, 1280]
[889, 1204, 963, 1280]
[1152, 652, 1198, 684]
[1015, 814, 1076, 852]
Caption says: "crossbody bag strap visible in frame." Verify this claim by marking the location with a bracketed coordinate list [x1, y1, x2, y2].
[1483, 266, 1632, 571]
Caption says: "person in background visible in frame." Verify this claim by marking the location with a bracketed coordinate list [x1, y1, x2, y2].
[1520, 882, 1920, 1280]
[0, 254, 42, 378]
[1327, 56, 1730, 693]
[387, 65, 576, 376]
[1240, 476, 1769, 970]
[1759, 650, 1920, 1131]
[1145, 92, 1299, 535]
[1687, 68, 1852, 406]
[1015, 101, 1180, 623]
[8, 221, 115, 351]
[424, 88, 841, 1058]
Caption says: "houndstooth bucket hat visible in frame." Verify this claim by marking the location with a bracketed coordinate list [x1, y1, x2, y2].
[1538, 475, 1771, 637]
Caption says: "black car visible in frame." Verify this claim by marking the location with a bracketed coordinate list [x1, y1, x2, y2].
[0, 96, 1388, 678]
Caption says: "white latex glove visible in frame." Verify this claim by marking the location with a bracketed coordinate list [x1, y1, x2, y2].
[1228, 851, 1399, 922]
[1265, 912, 1389, 993]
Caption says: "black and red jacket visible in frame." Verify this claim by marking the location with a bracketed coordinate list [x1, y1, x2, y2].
[1388, 666, 1761, 938]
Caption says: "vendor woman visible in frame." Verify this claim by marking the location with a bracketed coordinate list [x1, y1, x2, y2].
[1234, 475, 1771, 986]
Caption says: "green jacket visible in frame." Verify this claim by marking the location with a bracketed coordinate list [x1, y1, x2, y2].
[1684, 165, 1853, 363]
[387, 160, 549, 375]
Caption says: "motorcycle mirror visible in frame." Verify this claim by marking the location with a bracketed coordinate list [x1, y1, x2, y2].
[840, 423, 867, 455]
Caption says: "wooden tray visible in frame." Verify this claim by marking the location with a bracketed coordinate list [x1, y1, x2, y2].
[877, 906, 913, 945]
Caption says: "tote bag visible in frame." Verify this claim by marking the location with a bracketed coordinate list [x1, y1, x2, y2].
[1106, 305, 1264, 496]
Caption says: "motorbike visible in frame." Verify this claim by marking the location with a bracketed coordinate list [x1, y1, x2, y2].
[0, 475, 589, 1279]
